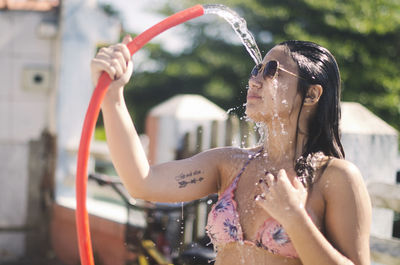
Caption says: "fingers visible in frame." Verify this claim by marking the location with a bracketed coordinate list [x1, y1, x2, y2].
[91, 38, 132, 83]
[91, 57, 116, 83]
[120, 34, 133, 62]
[257, 172, 276, 190]
[113, 43, 131, 66]
[264, 172, 275, 187]
[293, 177, 307, 193]
[255, 169, 298, 197]
[255, 172, 274, 201]
[122, 34, 132, 45]
[292, 176, 302, 189]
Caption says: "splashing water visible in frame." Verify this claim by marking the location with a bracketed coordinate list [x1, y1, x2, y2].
[181, 201, 184, 220]
[272, 78, 288, 136]
[254, 121, 268, 149]
[226, 106, 242, 115]
[203, 4, 263, 65]
[203, 4, 268, 150]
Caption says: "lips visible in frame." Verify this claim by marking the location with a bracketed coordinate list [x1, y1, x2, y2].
[247, 93, 262, 100]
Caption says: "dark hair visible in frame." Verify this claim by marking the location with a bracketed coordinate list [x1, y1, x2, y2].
[278, 40, 345, 160]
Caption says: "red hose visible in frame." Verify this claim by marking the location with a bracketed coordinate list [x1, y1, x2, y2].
[75, 5, 204, 265]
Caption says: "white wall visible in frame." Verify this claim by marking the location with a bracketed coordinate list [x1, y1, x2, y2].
[341, 102, 399, 239]
[0, 0, 120, 260]
[0, 10, 57, 261]
[55, 0, 120, 197]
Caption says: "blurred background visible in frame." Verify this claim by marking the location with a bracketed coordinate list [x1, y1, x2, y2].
[0, 0, 399, 264]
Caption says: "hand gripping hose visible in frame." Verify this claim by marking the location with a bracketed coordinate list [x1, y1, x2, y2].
[75, 5, 204, 265]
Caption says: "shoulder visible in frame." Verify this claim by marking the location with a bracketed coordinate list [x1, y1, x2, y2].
[319, 158, 372, 264]
[205, 146, 261, 191]
[318, 158, 370, 205]
[204, 146, 261, 164]
[322, 158, 362, 182]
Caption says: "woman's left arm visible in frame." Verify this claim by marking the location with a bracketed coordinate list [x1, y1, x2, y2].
[257, 159, 372, 265]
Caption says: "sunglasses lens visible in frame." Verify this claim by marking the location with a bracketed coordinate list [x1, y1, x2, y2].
[264, 60, 278, 79]
[251, 64, 263, 77]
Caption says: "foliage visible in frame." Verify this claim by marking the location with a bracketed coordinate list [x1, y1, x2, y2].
[122, 0, 400, 137]
[99, 3, 120, 17]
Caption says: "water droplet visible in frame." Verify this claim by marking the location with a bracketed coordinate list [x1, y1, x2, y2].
[226, 107, 236, 114]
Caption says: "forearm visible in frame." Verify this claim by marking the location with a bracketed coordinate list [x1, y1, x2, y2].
[101, 88, 150, 198]
[284, 211, 353, 265]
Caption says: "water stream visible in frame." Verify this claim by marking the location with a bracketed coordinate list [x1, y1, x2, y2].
[203, 4, 263, 65]
[179, 5, 279, 263]
[203, 4, 269, 151]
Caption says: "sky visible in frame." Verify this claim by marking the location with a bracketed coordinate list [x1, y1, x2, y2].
[98, 0, 165, 32]
[97, 0, 187, 52]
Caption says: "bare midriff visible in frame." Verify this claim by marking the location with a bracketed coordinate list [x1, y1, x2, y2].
[215, 242, 303, 265]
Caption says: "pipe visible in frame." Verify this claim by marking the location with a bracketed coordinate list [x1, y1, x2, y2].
[75, 5, 204, 265]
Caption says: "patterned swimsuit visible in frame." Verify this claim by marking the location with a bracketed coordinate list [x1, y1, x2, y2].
[206, 149, 299, 258]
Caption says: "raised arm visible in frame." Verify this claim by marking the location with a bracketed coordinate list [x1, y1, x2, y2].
[91, 36, 222, 203]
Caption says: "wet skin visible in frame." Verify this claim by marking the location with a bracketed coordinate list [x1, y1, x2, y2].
[209, 46, 322, 264]
[212, 147, 326, 265]
[93, 38, 371, 265]
[246, 45, 303, 125]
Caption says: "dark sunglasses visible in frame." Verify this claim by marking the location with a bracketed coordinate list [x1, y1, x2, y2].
[250, 60, 305, 80]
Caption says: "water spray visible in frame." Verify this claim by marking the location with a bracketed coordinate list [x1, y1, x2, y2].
[75, 4, 260, 265]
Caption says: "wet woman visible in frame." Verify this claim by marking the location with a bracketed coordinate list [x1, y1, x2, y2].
[91, 35, 371, 265]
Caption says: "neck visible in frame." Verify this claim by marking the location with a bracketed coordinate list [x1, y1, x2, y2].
[260, 118, 307, 168]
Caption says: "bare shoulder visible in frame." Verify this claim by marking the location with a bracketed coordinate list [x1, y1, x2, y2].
[318, 158, 372, 264]
[318, 158, 369, 203]
[323, 158, 362, 180]
[206, 146, 261, 191]
[206, 146, 260, 165]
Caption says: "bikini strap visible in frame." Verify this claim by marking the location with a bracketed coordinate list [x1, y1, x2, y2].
[231, 147, 264, 187]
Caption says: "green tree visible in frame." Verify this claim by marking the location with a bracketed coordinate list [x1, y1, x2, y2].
[122, 0, 400, 138]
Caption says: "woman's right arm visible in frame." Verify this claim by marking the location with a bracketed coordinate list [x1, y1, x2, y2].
[91, 36, 223, 203]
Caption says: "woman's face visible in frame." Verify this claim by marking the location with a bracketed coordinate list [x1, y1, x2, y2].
[245, 45, 303, 123]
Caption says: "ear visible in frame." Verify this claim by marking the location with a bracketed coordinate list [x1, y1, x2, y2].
[304, 84, 323, 106]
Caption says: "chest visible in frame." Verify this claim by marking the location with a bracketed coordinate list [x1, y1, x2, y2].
[231, 165, 326, 240]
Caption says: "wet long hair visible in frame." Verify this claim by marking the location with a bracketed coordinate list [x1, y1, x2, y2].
[279, 40, 345, 161]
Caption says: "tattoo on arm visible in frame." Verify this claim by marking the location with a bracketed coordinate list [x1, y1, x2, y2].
[175, 170, 204, 188]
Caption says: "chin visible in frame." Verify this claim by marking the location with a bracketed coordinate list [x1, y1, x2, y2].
[245, 105, 280, 123]
[245, 107, 269, 123]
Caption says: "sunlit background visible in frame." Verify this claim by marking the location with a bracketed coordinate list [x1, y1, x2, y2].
[0, 0, 399, 264]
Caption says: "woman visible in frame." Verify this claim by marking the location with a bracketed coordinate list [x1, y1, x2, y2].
[91, 35, 371, 265]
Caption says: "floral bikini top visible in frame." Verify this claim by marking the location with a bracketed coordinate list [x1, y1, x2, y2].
[206, 149, 299, 258]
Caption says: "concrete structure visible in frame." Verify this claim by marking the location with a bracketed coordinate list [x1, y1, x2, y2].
[0, 0, 120, 262]
[146, 94, 228, 164]
[341, 102, 399, 239]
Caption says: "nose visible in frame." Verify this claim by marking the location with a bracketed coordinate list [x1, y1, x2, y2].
[248, 78, 263, 91]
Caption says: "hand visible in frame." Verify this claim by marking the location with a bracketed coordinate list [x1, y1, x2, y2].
[90, 35, 134, 91]
[255, 169, 308, 226]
